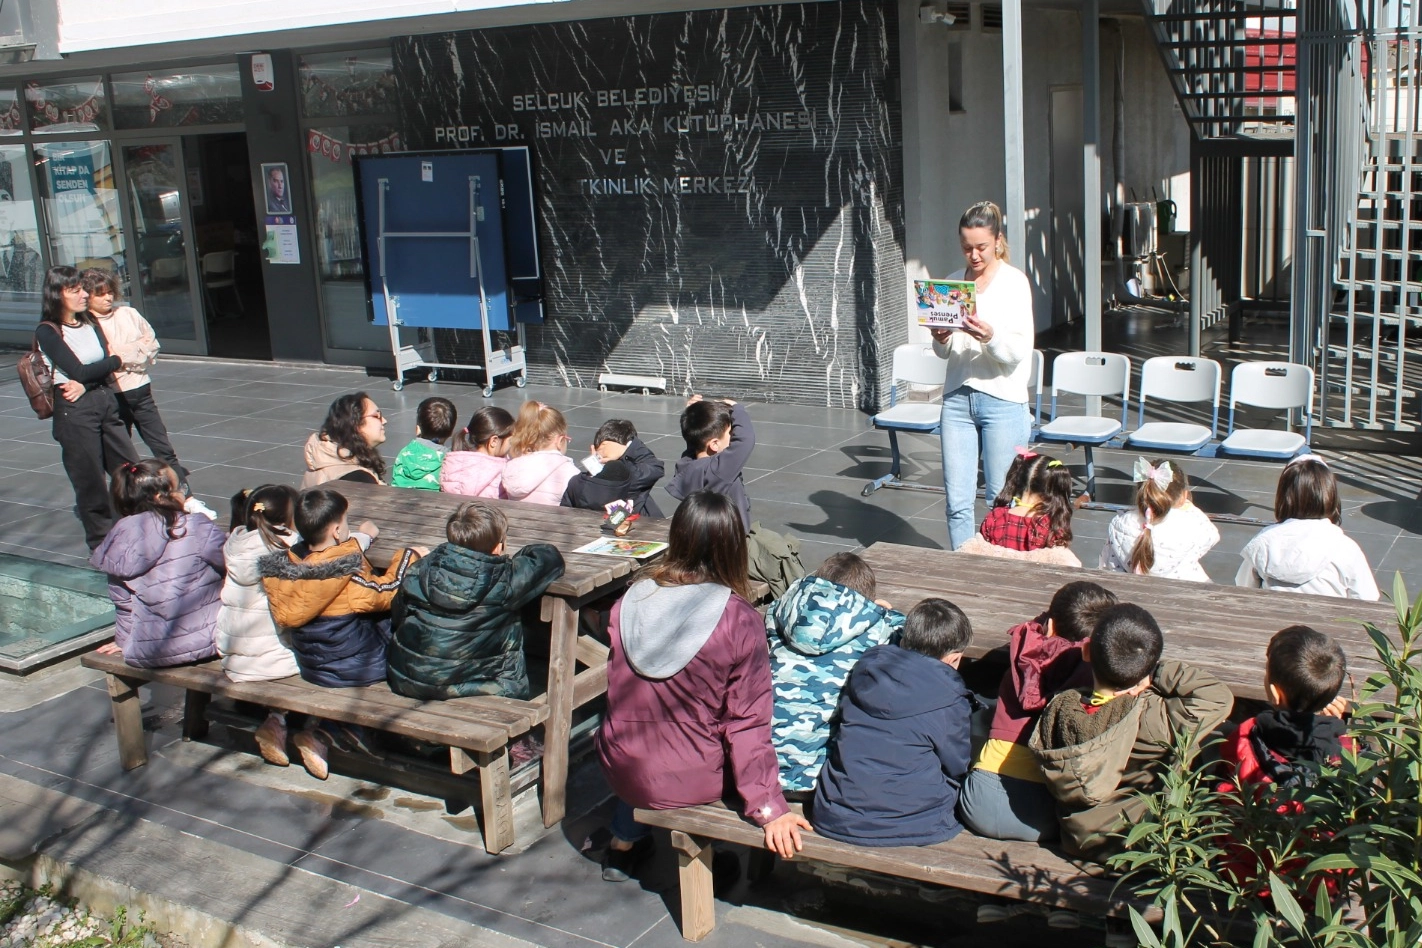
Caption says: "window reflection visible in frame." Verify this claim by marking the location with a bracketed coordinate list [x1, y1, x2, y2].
[111, 66, 244, 130]
[299, 51, 397, 118]
[308, 123, 402, 350]
[26, 77, 109, 133]
[0, 143, 42, 331]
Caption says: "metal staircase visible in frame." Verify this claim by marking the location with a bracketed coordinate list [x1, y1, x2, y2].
[1141, 0, 1296, 142]
[1323, 21, 1422, 431]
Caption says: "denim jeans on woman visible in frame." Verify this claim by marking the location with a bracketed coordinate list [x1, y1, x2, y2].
[940, 385, 1031, 549]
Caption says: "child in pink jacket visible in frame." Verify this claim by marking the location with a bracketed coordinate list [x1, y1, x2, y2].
[441, 406, 514, 498]
[501, 402, 579, 505]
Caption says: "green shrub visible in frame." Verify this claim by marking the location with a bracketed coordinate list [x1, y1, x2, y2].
[1107, 574, 1422, 948]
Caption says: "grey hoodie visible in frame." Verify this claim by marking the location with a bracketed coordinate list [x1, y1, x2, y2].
[618, 579, 732, 679]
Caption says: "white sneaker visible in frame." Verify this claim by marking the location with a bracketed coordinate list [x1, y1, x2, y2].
[184, 496, 219, 521]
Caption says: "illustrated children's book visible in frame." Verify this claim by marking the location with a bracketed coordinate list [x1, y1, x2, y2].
[914, 279, 977, 329]
[574, 537, 669, 560]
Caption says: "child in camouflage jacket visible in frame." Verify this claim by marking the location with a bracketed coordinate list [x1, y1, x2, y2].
[767, 553, 904, 794]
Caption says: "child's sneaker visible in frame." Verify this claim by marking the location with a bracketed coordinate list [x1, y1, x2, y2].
[183, 496, 219, 521]
[254, 713, 289, 766]
[1047, 909, 1080, 929]
[293, 728, 329, 780]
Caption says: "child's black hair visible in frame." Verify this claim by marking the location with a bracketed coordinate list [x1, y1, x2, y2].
[989, 452, 1075, 546]
[450, 405, 515, 453]
[112, 459, 186, 539]
[1266, 625, 1347, 713]
[294, 488, 349, 545]
[814, 552, 877, 601]
[1047, 581, 1118, 642]
[595, 459, 632, 482]
[680, 400, 734, 455]
[1090, 603, 1164, 689]
[594, 419, 638, 447]
[417, 397, 458, 443]
[232, 484, 300, 549]
[899, 598, 972, 659]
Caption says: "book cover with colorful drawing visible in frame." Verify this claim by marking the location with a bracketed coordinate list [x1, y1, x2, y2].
[914, 279, 976, 328]
[574, 538, 669, 560]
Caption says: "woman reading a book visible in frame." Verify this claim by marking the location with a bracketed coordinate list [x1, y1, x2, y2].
[930, 200, 1036, 549]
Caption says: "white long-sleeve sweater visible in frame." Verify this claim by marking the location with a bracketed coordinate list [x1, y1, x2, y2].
[930, 263, 1035, 404]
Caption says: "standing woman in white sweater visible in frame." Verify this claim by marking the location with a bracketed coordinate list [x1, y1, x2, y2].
[930, 202, 1037, 549]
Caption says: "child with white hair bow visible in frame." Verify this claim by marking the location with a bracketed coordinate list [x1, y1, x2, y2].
[1099, 457, 1220, 581]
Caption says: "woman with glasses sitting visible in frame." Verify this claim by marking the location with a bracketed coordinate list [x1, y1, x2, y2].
[301, 392, 389, 487]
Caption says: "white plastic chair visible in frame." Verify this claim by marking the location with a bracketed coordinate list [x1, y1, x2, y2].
[1218, 362, 1314, 459]
[1125, 356, 1221, 454]
[201, 250, 245, 316]
[1027, 348, 1045, 434]
[862, 344, 948, 496]
[1035, 351, 1132, 499]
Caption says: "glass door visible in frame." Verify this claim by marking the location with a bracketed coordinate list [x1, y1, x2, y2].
[118, 141, 205, 352]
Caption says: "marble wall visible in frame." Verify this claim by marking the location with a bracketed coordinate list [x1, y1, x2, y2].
[394, 0, 905, 409]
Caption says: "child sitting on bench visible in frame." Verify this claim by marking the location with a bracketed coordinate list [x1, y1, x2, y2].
[388, 502, 564, 700]
[260, 487, 424, 779]
[1031, 603, 1232, 859]
[812, 598, 976, 847]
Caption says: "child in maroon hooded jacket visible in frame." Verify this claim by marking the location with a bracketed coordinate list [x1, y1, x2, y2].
[958, 581, 1118, 842]
[595, 490, 811, 883]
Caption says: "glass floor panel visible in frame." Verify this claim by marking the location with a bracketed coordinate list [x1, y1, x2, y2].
[0, 553, 114, 672]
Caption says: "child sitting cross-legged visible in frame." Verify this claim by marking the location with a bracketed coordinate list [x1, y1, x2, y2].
[768, 552, 905, 796]
[260, 488, 424, 779]
[561, 419, 665, 517]
[1100, 458, 1219, 581]
[392, 397, 458, 490]
[1030, 603, 1233, 860]
[387, 502, 564, 700]
[812, 598, 976, 846]
[441, 406, 514, 499]
[959, 448, 1080, 567]
[959, 580, 1118, 843]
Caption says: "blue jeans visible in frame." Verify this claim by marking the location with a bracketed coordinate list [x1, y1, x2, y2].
[940, 386, 1031, 549]
[610, 799, 650, 844]
[958, 769, 1060, 842]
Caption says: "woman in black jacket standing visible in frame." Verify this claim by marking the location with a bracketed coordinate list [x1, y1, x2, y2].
[34, 265, 139, 549]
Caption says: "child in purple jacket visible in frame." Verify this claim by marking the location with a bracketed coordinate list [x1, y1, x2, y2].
[92, 459, 225, 668]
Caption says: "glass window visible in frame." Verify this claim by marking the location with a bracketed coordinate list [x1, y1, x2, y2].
[309, 123, 402, 350]
[299, 50, 397, 118]
[111, 65, 244, 130]
[0, 88, 22, 136]
[0, 144, 43, 332]
[33, 140, 129, 296]
[26, 77, 110, 133]
[123, 144, 196, 340]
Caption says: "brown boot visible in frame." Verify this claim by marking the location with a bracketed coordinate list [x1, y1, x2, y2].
[254, 713, 289, 767]
[292, 727, 329, 780]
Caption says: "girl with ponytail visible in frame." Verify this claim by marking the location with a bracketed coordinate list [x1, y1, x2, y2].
[1099, 458, 1219, 581]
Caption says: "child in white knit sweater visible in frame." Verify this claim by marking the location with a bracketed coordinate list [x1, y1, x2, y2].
[82, 267, 193, 496]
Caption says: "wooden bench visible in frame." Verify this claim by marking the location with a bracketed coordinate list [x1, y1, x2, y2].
[634, 804, 1152, 941]
[80, 651, 547, 855]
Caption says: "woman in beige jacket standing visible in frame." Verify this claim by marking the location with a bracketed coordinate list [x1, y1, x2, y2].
[82, 268, 192, 495]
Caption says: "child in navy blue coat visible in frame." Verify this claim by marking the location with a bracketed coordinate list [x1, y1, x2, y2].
[812, 598, 975, 847]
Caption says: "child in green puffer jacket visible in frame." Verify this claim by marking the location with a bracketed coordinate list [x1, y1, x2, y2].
[387, 501, 564, 699]
[392, 397, 457, 490]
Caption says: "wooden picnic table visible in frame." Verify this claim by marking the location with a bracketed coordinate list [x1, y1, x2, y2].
[337, 480, 670, 827]
[858, 541, 1399, 703]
